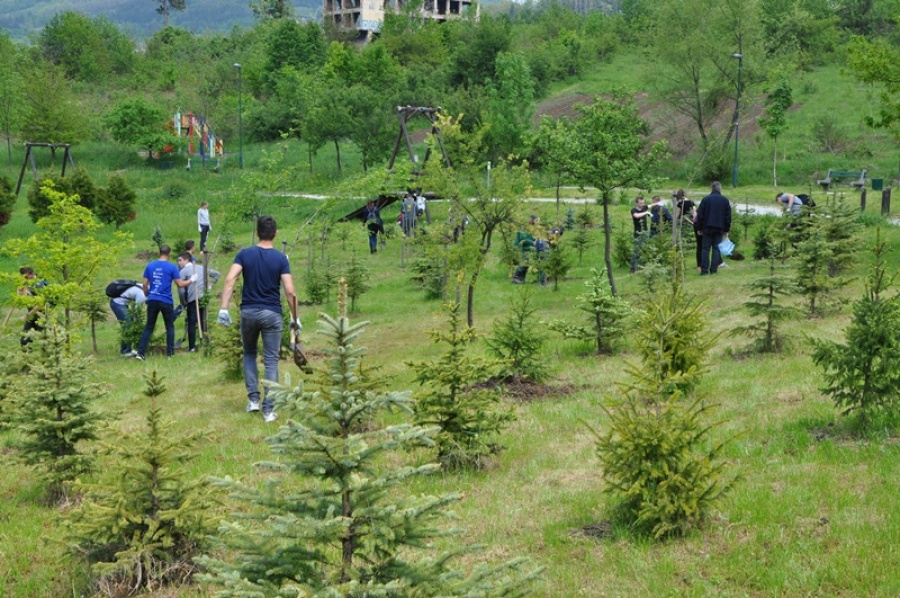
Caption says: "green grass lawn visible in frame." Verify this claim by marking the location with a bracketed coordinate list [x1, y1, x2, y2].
[1, 51, 900, 595]
[1, 181, 899, 595]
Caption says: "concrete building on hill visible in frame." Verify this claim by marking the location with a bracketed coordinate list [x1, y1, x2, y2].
[324, 0, 477, 41]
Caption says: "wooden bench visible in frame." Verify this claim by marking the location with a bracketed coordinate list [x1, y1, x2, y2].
[817, 169, 867, 191]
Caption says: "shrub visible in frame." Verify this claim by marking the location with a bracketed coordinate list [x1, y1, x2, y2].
[0, 175, 15, 227]
[812, 230, 900, 427]
[65, 372, 217, 595]
[486, 288, 551, 383]
[410, 301, 513, 470]
[96, 173, 137, 229]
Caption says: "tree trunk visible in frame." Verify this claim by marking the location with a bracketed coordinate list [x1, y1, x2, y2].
[466, 270, 478, 328]
[334, 139, 342, 176]
[555, 173, 561, 220]
[601, 193, 617, 296]
[772, 138, 778, 187]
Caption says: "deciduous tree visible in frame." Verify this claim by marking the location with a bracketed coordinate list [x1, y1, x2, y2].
[568, 96, 667, 296]
[104, 97, 178, 159]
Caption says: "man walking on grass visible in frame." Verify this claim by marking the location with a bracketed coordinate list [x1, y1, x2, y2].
[136, 245, 196, 360]
[696, 181, 732, 275]
[218, 216, 299, 423]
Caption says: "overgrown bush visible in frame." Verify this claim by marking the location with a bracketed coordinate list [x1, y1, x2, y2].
[811, 114, 847, 153]
[0, 174, 15, 227]
[96, 173, 137, 229]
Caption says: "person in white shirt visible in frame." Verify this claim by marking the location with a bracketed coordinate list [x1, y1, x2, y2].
[110, 282, 147, 356]
[197, 200, 211, 252]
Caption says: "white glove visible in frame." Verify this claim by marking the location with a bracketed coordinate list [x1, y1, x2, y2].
[290, 318, 302, 332]
[217, 309, 232, 326]
[189, 274, 199, 283]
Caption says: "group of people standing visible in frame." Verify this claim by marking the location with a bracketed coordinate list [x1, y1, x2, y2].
[630, 181, 733, 275]
[109, 208, 298, 424]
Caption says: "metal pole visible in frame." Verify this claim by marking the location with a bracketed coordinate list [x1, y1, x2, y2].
[235, 63, 244, 169]
[731, 53, 742, 189]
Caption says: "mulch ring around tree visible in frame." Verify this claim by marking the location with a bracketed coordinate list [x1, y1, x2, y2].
[569, 520, 615, 540]
[474, 375, 580, 402]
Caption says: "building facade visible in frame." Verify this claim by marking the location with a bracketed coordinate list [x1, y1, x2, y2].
[324, 0, 477, 41]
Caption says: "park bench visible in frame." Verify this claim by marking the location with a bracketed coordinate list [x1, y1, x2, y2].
[816, 169, 867, 191]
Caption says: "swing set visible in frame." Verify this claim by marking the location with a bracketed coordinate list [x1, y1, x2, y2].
[15, 142, 75, 195]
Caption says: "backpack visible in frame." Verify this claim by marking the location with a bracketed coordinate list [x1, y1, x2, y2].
[105, 279, 139, 298]
[797, 193, 816, 208]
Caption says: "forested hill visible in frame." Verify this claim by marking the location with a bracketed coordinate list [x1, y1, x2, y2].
[0, 0, 318, 41]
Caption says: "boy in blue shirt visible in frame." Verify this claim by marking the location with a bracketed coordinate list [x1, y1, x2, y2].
[136, 245, 196, 360]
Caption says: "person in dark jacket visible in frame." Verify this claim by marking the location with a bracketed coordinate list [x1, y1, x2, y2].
[695, 181, 732, 275]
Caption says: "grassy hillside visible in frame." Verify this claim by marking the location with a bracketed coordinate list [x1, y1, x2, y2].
[1, 42, 899, 596]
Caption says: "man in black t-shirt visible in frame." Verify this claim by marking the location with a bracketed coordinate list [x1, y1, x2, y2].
[218, 216, 299, 423]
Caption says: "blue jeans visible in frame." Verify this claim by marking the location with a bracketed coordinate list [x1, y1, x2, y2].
[240, 308, 283, 414]
[110, 300, 131, 354]
[137, 300, 176, 357]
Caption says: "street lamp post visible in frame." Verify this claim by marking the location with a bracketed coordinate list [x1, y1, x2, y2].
[234, 63, 243, 169]
[731, 52, 743, 188]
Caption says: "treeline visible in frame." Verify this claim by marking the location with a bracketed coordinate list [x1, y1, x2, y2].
[0, 0, 898, 179]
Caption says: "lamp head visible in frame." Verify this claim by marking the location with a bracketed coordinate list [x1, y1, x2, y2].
[234, 63, 242, 69]
[731, 53, 742, 60]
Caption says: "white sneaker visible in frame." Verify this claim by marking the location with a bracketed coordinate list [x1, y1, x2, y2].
[263, 412, 277, 423]
[246, 401, 260, 413]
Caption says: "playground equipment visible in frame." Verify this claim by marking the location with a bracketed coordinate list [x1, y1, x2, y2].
[15, 142, 75, 195]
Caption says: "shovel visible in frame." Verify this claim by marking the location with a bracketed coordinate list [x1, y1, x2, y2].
[290, 323, 311, 373]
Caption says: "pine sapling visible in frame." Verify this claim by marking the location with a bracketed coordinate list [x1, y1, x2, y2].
[8, 321, 108, 502]
[730, 248, 801, 353]
[486, 287, 550, 383]
[410, 300, 514, 469]
[343, 251, 370, 312]
[812, 229, 900, 427]
[549, 268, 632, 354]
[795, 226, 842, 316]
[65, 371, 218, 594]
[198, 286, 538, 595]
[590, 280, 734, 538]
